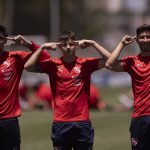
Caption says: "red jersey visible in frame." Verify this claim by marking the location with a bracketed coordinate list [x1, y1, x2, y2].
[122, 54, 150, 118]
[40, 57, 100, 122]
[0, 42, 50, 119]
[0, 51, 32, 119]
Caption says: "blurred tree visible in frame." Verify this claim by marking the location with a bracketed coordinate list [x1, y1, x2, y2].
[13, 0, 49, 36]
[0, 0, 4, 23]
[0, 0, 149, 46]
[60, 0, 85, 38]
[60, 0, 110, 39]
[0, 0, 6, 26]
[49, 0, 60, 41]
[60, 0, 86, 38]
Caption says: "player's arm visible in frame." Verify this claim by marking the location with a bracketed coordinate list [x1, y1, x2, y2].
[7, 35, 32, 48]
[78, 39, 111, 59]
[24, 42, 58, 72]
[7, 35, 50, 59]
[105, 35, 136, 72]
[77, 39, 111, 69]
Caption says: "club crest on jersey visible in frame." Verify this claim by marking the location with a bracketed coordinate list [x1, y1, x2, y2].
[74, 67, 81, 74]
[58, 66, 63, 72]
[3, 61, 10, 67]
[131, 138, 138, 146]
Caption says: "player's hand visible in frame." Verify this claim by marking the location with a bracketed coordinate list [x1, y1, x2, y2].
[6, 35, 32, 47]
[121, 35, 136, 46]
[41, 42, 60, 50]
[77, 39, 95, 49]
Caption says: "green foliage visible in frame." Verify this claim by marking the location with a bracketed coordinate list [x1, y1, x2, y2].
[100, 86, 131, 106]
[20, 87, 132, 150]
[92, 111, 131, 150]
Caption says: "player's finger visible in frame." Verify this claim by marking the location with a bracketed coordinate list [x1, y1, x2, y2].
[132, 36, 136, 40]
[6, 37, 15, 41]
[48, 46, 57, 51]
[74, 40, 79, 44]
[55, 42, 61, 46]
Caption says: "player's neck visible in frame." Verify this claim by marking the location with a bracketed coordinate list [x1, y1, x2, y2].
[63, 55, 76, 63]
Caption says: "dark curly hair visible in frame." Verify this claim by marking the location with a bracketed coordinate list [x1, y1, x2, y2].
[0, 25, 8, 37]
[59, 30, 76, 41]
[136, 24, 150, 36]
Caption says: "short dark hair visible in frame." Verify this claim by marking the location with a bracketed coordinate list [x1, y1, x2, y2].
[136, 24, 150, 36]
[0, 25, 8, 37]
[59, 30, 76, 41]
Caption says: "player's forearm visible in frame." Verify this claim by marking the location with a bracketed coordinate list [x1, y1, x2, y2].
[105, 41, 124, 68]
[24, 46, 44, 71]
[93, 41, 111, 59]
[28, 41, 50, 60]
[27, 41, 39, 50]
[22, 39, 32, 48]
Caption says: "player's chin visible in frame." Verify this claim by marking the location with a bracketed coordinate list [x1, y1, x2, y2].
[66, 51, 73, 55]
[142, 45, 150, 52]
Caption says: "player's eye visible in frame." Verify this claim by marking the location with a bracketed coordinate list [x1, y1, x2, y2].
[62, 43, 67, 47]
[146, 35, 150, 39]
[61, 42, 75, 47]
[68, 42, 74, 46]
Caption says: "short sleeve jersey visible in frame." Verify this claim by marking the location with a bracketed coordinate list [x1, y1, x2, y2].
[40, 56, 100, 122]
[121, 54, 150, 118]
[0, 51, 32, 119]
[0, 42, 50, 119]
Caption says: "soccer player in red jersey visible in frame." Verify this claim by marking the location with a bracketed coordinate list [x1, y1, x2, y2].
[0, 25, 50, 150]
[31, 81, 53, 109]
[89, 84, 106, 111]
[24, 30, 111, 150]
[105, 24, 150, 150]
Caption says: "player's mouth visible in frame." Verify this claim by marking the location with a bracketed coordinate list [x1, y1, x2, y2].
[139, 42, 150, 51]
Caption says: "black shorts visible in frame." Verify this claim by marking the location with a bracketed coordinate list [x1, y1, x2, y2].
[130, 116, 150, 150]
[51, 121, 94, 150]
[0, 117, 20, 150]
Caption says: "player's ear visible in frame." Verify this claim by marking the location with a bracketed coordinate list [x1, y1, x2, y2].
[58, 44, 62, 49]
[135, 36, 139, 43]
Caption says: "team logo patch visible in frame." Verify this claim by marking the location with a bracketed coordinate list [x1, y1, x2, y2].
[3, 61, 10, 67]
[131, 138, 138, 146]
[58, 66, 63, 72]
[74, 67, 81, 74]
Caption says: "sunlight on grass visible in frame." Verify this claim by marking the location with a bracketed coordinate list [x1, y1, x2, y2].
[20, 110, 131, 150]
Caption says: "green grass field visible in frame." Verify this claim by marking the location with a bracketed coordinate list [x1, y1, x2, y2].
[20, 87, 132, 150]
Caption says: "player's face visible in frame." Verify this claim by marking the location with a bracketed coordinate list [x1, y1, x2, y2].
[137, 31, 150, 52]
[60, 39, 76, 57]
